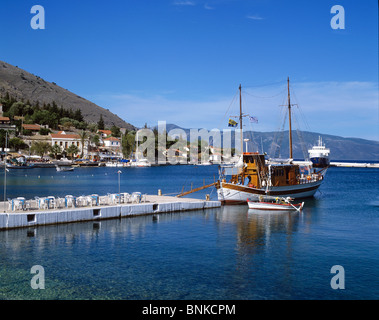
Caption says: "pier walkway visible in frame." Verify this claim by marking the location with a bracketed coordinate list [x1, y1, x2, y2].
[0, 194, 221, 230]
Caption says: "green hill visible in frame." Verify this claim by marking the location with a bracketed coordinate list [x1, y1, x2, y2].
[0, 60, 135, 130]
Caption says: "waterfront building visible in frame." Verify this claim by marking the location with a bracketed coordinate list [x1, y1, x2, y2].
[50, 131, 82, 152]
[103, 136, 121, 148]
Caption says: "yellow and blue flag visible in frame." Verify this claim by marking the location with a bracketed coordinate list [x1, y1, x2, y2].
[228, 118, 238, 127]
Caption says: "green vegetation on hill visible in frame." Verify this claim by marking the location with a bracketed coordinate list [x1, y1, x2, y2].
[0, 60, 136, 130]
[1, 92, 87, 130]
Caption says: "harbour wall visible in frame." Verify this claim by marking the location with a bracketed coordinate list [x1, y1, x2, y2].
[0, 197, 221, 230]
[292, 160, 379, 168]
[329, 162, 379, 168]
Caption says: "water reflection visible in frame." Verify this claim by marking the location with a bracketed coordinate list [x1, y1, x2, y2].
[0, 211, 200, 249]
[0, 204, 317, 257]
[0, 204, 320, 299]
[216, 205, 302, 252]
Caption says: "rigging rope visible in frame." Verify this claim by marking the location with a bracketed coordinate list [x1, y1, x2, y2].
[244, 85, 287, 99]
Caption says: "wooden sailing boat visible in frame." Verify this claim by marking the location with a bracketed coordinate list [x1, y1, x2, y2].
[216, 78, 327, 204]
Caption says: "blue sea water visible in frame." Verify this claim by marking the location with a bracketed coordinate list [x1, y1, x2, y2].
[0, 165, 378, 300]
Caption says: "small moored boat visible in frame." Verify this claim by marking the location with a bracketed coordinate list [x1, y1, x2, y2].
[247, 196, 304, 212]
[6, 163, 34, 169]
[55, 165, 74, 172]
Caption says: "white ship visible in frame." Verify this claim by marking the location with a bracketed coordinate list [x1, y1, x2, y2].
[308, 136, 330, 168]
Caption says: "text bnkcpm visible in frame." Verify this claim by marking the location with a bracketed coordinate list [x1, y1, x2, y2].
[142, 304, 236, 317]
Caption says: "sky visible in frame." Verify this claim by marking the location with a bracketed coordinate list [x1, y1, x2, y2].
[0, 0, 378, 140]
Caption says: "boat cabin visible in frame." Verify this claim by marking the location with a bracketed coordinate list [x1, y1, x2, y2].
[229, 152, 301, 188]
[230, 152, 267, 187]
[269, 164, 300, 186]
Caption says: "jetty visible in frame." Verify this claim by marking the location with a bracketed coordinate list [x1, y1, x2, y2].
[329, 162, 379, 168]
[0, 193, 220, 230]
[292, 160, 379, 168]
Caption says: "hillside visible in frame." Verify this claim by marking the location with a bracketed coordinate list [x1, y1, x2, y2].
[163, 124, 379, 161]
[0, 60, 135, 130]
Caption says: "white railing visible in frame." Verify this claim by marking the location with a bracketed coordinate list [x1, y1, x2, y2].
[7, 191, 147, 212]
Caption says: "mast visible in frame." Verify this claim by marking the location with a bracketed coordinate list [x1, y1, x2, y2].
[3, 131, 7, 213]
[239, 84, 243, 155]
[287, 77, 293, 159]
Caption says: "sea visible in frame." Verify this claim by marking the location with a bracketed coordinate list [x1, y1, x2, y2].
[0, 164, 378, 301]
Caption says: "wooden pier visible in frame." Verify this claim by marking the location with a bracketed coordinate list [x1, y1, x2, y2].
[0, 194, 221, 230]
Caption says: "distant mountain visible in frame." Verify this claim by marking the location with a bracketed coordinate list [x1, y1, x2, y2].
[0, 60, 136, 130]
[244, 131, 379, 161]
[162, 124, 379, 161]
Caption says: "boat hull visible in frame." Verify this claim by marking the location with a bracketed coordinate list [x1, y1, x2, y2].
[217, 180, 322, 205]
[56, 167, 74, 172]
[247, 201, 303, 211]
[6, 164, 34, 169]
[310, 157, 330, 168]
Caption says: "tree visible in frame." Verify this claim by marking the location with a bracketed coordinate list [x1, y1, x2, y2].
[31, 142, 52, 158]
[0, 129, 6, 149]
[97, 115, 105, 130]
[32, 110, 58, 128]
[74, 109, 84, 122]
[78, 130, 88, 157]
[66, 144, 79, 159]
[8, 101, 25, 118]
[110, 125, 121, 137]
[8, 137, 27, 151]
[90, 134, 100, 147]
[87, 123, 98, 133]
[121, 131, 136, 158]
[39, 127, 51, 135]
[51, 144, 62, 159]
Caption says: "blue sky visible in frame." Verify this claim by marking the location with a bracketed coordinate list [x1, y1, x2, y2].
[0, 0, 378, 140]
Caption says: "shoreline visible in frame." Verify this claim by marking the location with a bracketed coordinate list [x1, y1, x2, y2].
[2, 160, 379, 169]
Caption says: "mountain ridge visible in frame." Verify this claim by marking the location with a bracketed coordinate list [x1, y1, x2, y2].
[162, 123, 379, 161]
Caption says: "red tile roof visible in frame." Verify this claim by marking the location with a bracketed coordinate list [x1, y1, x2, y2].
[104, 137, 120, 141]
[99, 130, 112, 135]
[51, 133, 80, 139]
[22, 124, 41, 130]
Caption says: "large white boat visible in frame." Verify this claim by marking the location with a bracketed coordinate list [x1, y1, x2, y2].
[308, 136, 330, 168]
[216, 78, 328, 204]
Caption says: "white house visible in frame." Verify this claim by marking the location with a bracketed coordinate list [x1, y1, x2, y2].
[50, 131, 82, 152]
[103, 136, 121, 148]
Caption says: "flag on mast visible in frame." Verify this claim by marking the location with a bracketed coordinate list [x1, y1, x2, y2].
[228, 118, 238, 127]
[249, 116, 258, 123]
